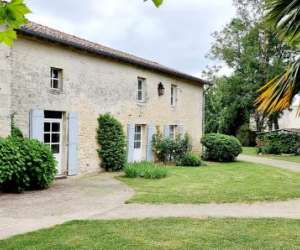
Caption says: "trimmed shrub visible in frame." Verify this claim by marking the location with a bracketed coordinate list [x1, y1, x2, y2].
[176, 153, 202, 167]
[152, 132, 192, 163]
[124, 161, 168, 179]
[0, 137, 56, 193]
[97, 113, 126, 171]
[257, 132, 299, 155]
[201, 133, 242, 162]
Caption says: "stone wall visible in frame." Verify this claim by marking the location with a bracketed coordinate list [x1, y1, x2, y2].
[2, 36, 204, 174]
[0, 45, 12, 137]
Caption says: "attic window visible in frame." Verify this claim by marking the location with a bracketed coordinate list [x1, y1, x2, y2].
[50, 68, 63, 90]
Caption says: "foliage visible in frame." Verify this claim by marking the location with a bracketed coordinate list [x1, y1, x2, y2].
[205, 0, 294, 135]
[10, 113, 23, 138]
[97, 113, 126, 171]
[0, 136, 56, 193]
[124, 161, 168, 179]
[257, 131, 300, 155]
[176, 153, 202, 167]
[0, 0, 31, 46]
[201, 133, 242, 162]
[152, 132, 192, 162]
[236, 123, 256, 146]
[256, 0, 300, 115]
[146, 0, 163, 7]
[121, 161, 300, 204]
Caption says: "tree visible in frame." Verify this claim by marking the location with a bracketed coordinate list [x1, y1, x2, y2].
[0, 0, 30, 46]
[205, 0, 293, 134]
[256, 0, 300, 116]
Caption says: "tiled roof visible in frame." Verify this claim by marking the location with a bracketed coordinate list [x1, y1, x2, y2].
[18, 22, 206, 85]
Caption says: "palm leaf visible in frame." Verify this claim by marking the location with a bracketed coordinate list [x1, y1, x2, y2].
[256, 58, 300, 115]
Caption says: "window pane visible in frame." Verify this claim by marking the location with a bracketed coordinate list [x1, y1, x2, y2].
[134, 141, 141, 149]
[138, 80, 143, 90]
[44, 133, 50, 143]
[52, 123, 60, 132]
[137, 91, 143, 101]
[51, 144, 60, 154]
[44, 123, 50, 132]
[135, 126, 141, 133]
[52, 79, 59, 89]
[52, 133, 60, 143]
[51, 69, 58, 78]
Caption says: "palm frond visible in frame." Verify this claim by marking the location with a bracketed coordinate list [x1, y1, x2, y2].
[265, 0, 300, 45]
[256, 58, 300, 115]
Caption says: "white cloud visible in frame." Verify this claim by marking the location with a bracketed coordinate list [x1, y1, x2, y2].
[26, 0, 235, 76]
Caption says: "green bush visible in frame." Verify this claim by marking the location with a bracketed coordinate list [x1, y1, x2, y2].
[152, 132, 192, 162]
[97, 113, 126, 171]
[201, 133, 242, 162]
[0, 137, 56, 193]
[236, 123, 256, 147]
[257, 132, 299, 155]
[176, 153, 202, 167]
[124, 161, 168, 179]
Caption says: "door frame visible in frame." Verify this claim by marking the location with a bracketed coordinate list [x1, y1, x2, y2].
[133, 124, 143, 162]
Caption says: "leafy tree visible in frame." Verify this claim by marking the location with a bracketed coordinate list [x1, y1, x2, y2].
[205, 0, 294, 134]
[256, 0, 300, 116]
[0, 0, 30, 45]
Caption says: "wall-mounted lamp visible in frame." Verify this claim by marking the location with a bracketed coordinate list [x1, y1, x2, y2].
[158, 82, 165, 96]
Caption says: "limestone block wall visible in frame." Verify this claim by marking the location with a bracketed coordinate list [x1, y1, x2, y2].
[0, 45, 12, 137]
[5, 36, 204, 174]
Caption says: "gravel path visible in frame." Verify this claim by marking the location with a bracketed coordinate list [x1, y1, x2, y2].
[238, 154, 300, 172]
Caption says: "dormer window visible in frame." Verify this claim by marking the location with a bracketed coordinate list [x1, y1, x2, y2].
[50, 68, 63, 90]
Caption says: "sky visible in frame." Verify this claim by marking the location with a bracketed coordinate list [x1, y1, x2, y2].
[26, 0, 236, 77]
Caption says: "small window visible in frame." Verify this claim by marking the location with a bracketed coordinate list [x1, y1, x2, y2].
[50, 68, 63, 90]
[137, 77, 146, 102]
[169, 125, 177, 140]
[171, 85, 177, 106]
[134, 125, 142, 149]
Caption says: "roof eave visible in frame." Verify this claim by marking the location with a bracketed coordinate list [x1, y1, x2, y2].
[17, 28, 206, 85]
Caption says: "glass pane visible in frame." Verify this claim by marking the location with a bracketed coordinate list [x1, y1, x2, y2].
[51, 144, 60, 154]
[52, 79, 59, 89]
[51, 133, 60, 143]
[138, 80, 143, 90]
[44, 134, 50, 143]
[51, 69, 58, 78]
[44, 123, 50, 132]
[52, 123, 60, 132]
[137, 91, 143, 101]
[134, 141, 141, 149]
[135, 126, 141, 133]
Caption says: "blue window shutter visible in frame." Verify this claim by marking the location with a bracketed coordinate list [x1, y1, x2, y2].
[127, 124, 135, 163]
[146, 124, 155, 161]
[178, 125, 184, 139]
[68, 112, 79, 176]
[164, 125, 170, 138]
[30, 109, 44, 142]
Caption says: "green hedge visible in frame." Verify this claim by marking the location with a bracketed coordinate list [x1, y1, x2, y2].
[0, 137, 56, 193]
[201, 133, 242, 162]
[176, 153, 202, 167]
[257, 132, 299, 155]
[97, 113, 126, 171]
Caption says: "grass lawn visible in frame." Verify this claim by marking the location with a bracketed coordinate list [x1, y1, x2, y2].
[119, 161, 300, 204]
[2, 218, 300, 250]
[242, 147, 300, 163]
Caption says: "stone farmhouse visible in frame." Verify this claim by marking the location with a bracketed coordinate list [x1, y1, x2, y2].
[0, 22, 205, 176]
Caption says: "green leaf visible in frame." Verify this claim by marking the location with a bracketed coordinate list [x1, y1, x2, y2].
[0, 29, 17, 46]
[152, 0, 163, 7]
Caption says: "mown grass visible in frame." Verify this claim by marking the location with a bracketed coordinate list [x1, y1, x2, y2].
[119, 161, 300, 204]
[242, 147, 300, 163]
[2, 218, 300, 250]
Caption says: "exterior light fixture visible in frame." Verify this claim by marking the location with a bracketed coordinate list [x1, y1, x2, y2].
[158, 82, 165, 96]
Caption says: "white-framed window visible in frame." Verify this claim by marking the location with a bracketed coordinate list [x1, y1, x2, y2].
[169, 125, 177, 139]
[137, 77, 146, 102]
[50, 67, 63, 90]
[134, 125, 142, 149]
[171, 84, 178, 106]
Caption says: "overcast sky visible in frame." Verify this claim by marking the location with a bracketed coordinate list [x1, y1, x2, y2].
[26, 0, 235, 77]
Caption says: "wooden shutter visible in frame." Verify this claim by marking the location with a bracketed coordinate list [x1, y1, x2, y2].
[68, 112, 79, 176]
[164, 125, 170, 138]
[127, 123, 135, 163]
[146, 124, 155, 161]
[30, 109, 44, 142]
[178, 125, 184, 139]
